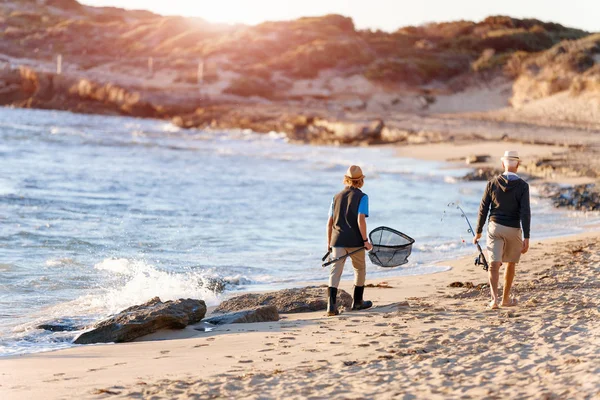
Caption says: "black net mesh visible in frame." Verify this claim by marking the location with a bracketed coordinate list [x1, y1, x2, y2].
[368, 226, 415, 268]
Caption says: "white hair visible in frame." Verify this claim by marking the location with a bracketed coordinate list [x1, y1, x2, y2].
[503, 159, 519, 168]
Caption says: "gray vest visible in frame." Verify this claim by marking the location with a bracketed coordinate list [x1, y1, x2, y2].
[330, 187, 365, 248]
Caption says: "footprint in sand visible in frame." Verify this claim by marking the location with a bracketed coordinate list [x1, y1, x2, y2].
[238, 360, 253, 364]
[193, 344, 209, 348]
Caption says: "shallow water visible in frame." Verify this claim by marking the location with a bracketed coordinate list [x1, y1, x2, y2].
[0, 107, 597, 356]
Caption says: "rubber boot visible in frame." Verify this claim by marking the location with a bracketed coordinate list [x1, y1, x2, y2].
[327, 287, 339, 316]
[352, 286, 373, 310]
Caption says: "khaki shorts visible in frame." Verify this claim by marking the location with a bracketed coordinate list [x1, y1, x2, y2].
[487, 221, 523, 263]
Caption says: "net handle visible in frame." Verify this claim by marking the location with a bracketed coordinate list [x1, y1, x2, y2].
[322, 247, 365, 268]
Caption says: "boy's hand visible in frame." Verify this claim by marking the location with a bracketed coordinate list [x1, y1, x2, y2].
[473, 233, 482, 245]
[365, 242, 373, 251]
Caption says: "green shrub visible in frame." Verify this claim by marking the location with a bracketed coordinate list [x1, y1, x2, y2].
[269, 39, 371, 78]
[364, 56, 466, 84]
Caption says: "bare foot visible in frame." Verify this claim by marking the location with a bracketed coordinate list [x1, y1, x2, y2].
[488, 300, 499, 310]
[501, 298, 518, 307]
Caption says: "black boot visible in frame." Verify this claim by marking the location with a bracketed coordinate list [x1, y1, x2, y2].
[327, 287, 339, 316]
[352, 286, 373, 310]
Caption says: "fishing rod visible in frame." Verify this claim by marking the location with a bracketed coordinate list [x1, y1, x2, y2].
[445, 202, 489, 272]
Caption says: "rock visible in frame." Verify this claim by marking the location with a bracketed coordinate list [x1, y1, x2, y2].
[465, 154, 490, 164]
[448, 282, 474, 288]
[214, 286, 353, 314]
[203, 306, 279, 325]
[539, 183, 600, 211]
[380, 127, 411, 143]
[462, 167, 501, 181]
[37, 318, 84, 332]
[74, 297, 206, 344]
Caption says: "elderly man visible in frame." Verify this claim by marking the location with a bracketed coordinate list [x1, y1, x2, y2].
[474, 151, 531, 309]
[325, 165, 373, 316]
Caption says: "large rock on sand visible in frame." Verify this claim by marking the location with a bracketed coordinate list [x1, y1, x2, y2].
[74, 297, 206, 344]
[204, 306, 279, 325]
[214, 286, 353, 314]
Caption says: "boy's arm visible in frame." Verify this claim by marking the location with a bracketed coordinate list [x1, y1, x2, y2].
[358, 214, 373, 251]
[326, 216, 333, 251]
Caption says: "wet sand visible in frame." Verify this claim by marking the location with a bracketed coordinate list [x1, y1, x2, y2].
[2, 232, 599, 399]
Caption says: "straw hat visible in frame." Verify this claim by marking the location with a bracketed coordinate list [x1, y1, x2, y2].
[345, 165, 365, 180]
[500, 150, 520, 161]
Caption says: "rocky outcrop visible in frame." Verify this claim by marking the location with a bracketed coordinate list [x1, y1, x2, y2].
[539, 184, 600, 211]
[171, 108, 388, 145]
[74, 297, 206, 344]
[203, 306, 279, 325]
[214, 286, 353, 314]
[462, 168, 502, 181]
[0, 66, 162, 118]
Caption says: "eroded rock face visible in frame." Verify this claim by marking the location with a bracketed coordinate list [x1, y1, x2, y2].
[214, 286, 353, 314]
[539, 183, 599, 211]
[203, 306, 279, 325]
[74, 297, 206, 344]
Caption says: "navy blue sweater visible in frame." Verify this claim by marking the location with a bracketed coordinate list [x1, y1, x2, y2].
[476, 175, 531, 239]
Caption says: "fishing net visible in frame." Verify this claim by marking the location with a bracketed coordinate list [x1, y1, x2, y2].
[368, 226, 415, 268]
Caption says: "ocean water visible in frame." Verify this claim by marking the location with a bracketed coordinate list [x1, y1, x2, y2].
[0, 107, 597, 356]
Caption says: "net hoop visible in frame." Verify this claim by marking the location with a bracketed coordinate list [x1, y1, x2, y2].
[368, 226, 415, 268]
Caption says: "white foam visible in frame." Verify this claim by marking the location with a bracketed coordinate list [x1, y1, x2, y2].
[94, 258, 134, 275]
[92, 258, 221, 314]
[161, 123, 181, 133]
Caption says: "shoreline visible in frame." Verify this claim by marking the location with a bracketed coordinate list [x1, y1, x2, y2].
[1, 141, 597, 359]
[2, 230, 599, 399]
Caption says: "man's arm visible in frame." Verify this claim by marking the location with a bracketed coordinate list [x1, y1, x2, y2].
[521, 184, 531, 254]
[326, 216, 333, 250]
[473, 182, 492, 244]
[358, 214, 373, 251]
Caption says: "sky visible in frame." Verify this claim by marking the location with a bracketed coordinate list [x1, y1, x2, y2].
[81, 0, 598, 32]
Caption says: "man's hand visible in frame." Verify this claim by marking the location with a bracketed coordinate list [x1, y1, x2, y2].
[365, 241, 373, 251]
[521, 238, 529, 254]
[473, 233, 482, 245]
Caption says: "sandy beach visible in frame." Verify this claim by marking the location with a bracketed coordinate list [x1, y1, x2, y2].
[1, 2, 599, 399]
[2, 230, 599, 399]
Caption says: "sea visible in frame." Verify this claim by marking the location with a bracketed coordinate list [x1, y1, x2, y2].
[0, 107, 597, 356]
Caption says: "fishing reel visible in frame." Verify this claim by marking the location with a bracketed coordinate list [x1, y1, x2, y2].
[474, 253, 489, 271]
[474, 254, 485, 267]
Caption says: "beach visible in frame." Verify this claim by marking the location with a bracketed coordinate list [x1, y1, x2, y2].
[1, 3, 599, 397]
[2, 230, 599, 399]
